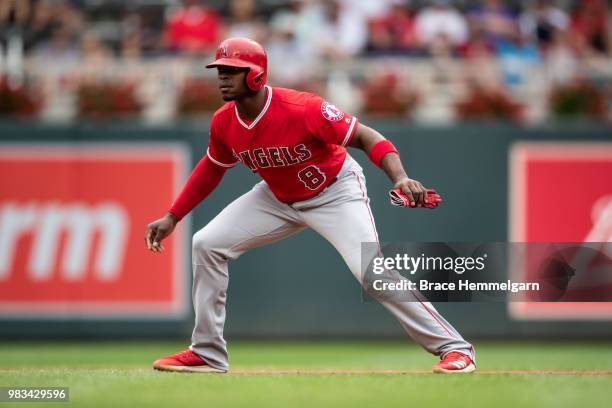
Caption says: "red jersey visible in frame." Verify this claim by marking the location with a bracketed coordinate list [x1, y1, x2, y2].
[207, 86, 358, 203]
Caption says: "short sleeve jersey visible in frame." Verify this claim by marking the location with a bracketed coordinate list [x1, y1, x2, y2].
[207, 86, 358, 203]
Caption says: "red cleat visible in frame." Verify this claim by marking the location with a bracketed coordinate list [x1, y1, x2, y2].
[433, 352, 476, 374]
[153, 349, 227, 373]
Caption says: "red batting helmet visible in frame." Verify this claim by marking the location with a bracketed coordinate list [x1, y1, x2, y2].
[206, 38, 267, 92]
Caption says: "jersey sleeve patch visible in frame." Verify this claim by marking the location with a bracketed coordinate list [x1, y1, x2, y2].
[320, 101, 345, 122]
[305, 95, 358, 146]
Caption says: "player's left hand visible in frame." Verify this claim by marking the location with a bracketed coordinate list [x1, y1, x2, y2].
[393, 177, 429, 207]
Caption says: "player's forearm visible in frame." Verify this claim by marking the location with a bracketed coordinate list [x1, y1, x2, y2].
[168, 156, 227, 221]
[380, 153, 409, 185]
[350, 124, 407, 184]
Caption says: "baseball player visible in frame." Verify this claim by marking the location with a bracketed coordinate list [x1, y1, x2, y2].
[146, 38, 475, 374]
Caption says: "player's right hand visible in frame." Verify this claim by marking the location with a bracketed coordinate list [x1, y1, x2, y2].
[389, 188, 442, 209]
[393, 177, 429, 207]
[145, 213, 179, 253]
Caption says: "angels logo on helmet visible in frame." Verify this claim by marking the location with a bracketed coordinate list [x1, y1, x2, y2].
[220, 43, 229, 58]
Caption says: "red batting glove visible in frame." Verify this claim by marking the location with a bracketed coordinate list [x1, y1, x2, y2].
[389, 188, 442, 209]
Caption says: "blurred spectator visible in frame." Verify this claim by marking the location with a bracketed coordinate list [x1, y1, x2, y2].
[225, 0, 266, 44]
[21, 1, 84, 52]
[309, 0, 368, 60]
[121, 12, 143, 60]
[519, 0, 569, 49]
[569, 0, 612, 56]
[414, 0, 469, 55]
[267, 8, 312, 86]
[23, 0, 55, 51]
[0, 0, 30, 27]
[162, 0, 223, 54]
[366, 0, 418, 55]
[467, 0, 518, 46]
[1, 0, 610, 123]
[81, 30, 113, 66]
[123, 7, 165, 57]
[30, 24, 79, 63]
[28, 1, 83, 77]
[495, 29, 540, 89]
[546, 28, 580, 84]
[460, 27, 495, 59]
[338, 0, 397, 21]
[269, 0, 316, 57]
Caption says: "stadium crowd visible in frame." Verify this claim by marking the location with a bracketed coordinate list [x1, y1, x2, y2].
[2, 0, 610, 60]
[0, 0, 611, 121]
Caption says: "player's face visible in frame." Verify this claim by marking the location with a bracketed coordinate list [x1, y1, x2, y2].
[217, 66, 250, 101]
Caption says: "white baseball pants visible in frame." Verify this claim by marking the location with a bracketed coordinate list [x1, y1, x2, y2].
[189, 155, 474, 370]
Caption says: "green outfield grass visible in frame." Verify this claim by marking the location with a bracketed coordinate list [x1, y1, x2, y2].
[1, 341, 611, 407]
